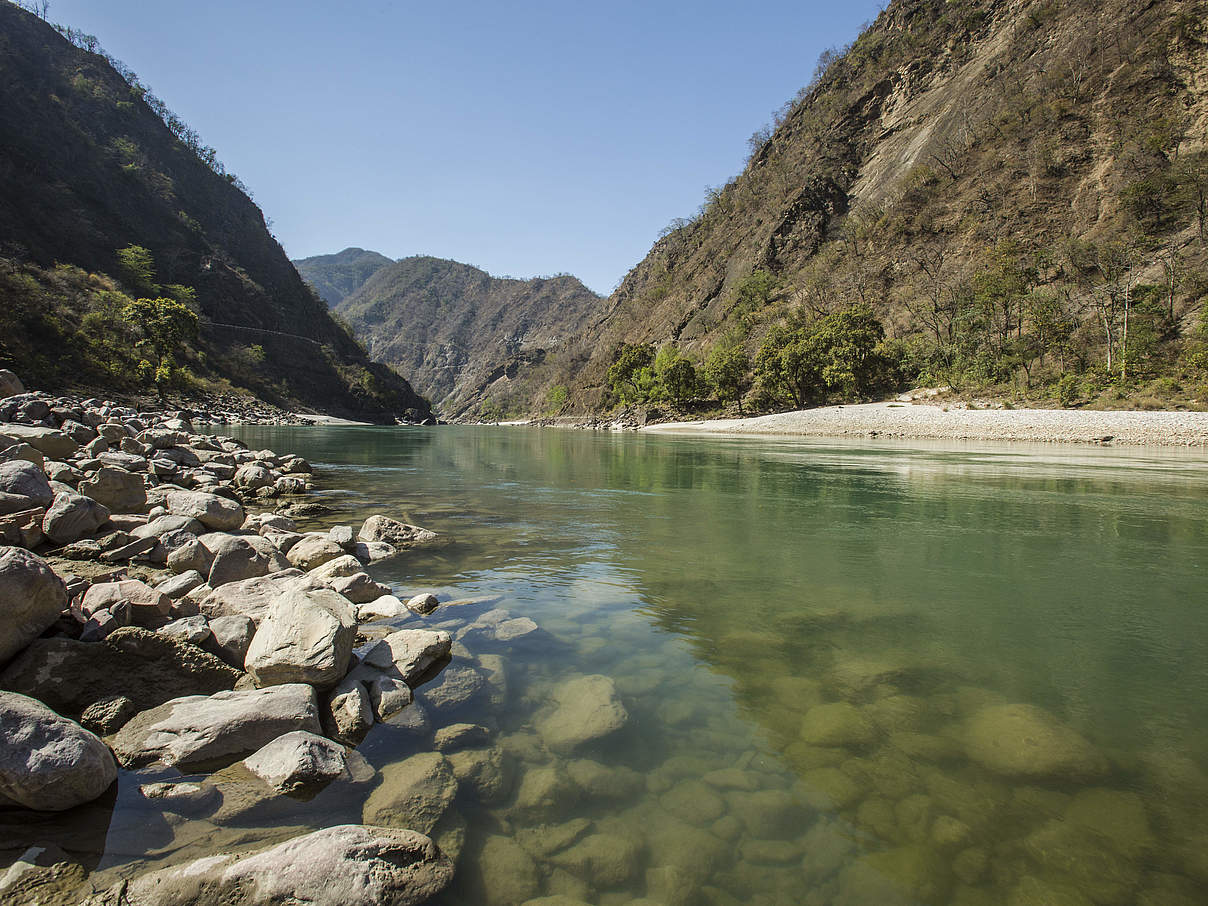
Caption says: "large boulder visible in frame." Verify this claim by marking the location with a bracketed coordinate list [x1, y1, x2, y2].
[358, 515, 440, 548]
[0, 691, 117, 811]
[964, 704, 1108, 781]
[200, 533, 290, 587]
[164, 490, 244, 532]
[0, 626, 240, 721]
[244, 586, 356, 687]
[78, 466, 146, 513]
[361, 629, 452, 686]
[241, 730, 348, 794]
[285, 534, 345, 570]
[42, 491, 110, 544]
[201, 569, 305, 622]
[111, 684, 321, 770]
[83, 825, 454, 906]
[536, 675, 628, 753]
[0, 546, 67, 665]
[81, 579, 171, 627]
[0, 460, 53, 513]
[132, 514, 205, 540]
[362, 751, 458, 835]
[203, 614, 256, 668]
[0, 370, 23, 398]
[0, 425, 78, 460]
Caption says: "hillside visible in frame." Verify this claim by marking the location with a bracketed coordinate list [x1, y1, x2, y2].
[490, 0, 1208, 419]
[0, 2, 431, 422]
[294, 247, 394, 307]
[335, 256, 604, 418]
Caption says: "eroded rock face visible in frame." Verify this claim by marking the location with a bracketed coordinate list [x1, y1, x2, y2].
[83, 825, 454, 906]
[0, 691, 117, 811]
[0, 546, 67, 664]
[536, 675, 628, 753]
[111, 684, 321, 770]
[964, 704, 1108, 781]
[243, 586, 356, 688]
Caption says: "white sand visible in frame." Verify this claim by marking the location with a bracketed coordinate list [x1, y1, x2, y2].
[643, 402, 1208, 447]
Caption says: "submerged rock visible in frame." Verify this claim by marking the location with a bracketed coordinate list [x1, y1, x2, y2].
[964, 703, 1108, 781]
[0, 691, 117, 811]
[83, 824, 454, 906]
[799, 701, 878, 748]
[536, 674, 628, 753]
[362, 751, 458, 835]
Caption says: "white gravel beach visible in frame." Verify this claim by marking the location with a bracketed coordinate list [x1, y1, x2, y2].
[643, 401, 1208, 447]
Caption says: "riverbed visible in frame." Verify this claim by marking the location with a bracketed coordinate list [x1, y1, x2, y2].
[76, 427, 1208, 904]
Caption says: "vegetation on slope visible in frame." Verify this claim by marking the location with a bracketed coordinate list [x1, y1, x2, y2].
[294, 248, 395, 307]
[500, 0, 1208, 419]
[0, 1, 430, 421]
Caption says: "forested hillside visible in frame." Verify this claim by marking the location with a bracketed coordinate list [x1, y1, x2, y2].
[0, 2, 431, 422]
[484, 0, 1208, 419]
[334, 256, 604, 418]
[294, 248, 394, 307]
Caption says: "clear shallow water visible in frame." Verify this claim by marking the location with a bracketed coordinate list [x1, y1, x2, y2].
[38, 427, 1208, 904]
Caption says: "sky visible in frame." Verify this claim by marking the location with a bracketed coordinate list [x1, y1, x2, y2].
[46, 0, 887, 294]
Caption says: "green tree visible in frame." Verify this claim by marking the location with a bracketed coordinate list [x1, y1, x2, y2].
[116, 245, 157, 294]
[703, 340, 752, 414]
[608, 344, 656, 404]
[652, 346, 699, 404]
[545, 384, 569, 414]
[120, 296, 198, 388]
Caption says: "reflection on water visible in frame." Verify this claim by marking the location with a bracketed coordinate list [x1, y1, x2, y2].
[56, 428, 1208, 904]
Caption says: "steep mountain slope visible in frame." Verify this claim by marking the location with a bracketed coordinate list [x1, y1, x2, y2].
[294, 247, 394, 307]
[507, 0, 1208, 416]
[0, 3, 430, 422]
[335, 256, 604, 418]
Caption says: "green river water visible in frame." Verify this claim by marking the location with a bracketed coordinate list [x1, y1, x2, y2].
[44, 427, 1208, 904]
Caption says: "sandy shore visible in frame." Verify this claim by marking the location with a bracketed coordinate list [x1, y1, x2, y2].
[643, 401, 1208, 447]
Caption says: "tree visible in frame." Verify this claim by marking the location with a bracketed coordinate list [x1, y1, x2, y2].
[607, 344, 656, 404]
[703, 340, 752, 414]
[116, 245, 157, 295]
[120, 297, 198, 389]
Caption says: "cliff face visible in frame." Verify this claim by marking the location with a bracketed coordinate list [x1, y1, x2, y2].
[293, 248, 394, 307]
[335, 256, 604, 419]
[0, 3, 430, 421]
[509, 0, 1208, 414]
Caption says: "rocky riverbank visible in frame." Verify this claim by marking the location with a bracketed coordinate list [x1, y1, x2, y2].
[0, 369, 503, 905]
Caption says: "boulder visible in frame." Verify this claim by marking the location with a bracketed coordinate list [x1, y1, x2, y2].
[203, 614, 256, 668]
[417, 663, 487, 714]
[0, 460, 53, 512]
[0, 370, 23, 398]
[156, 569, 205, 600]
[243, 586, 356, 687]
[42, 491, 110, 544]
[0, 626, 240, 720]
[167, 537, 212, 575]
[447, 746, 511, 803]
[536, 675, 628, 753]
[0, 442, 44, 468]
[0, 692, 117, 811]
[356, 594, 409, 622]
[361, 628, 452, 686]
[78, 467, 146, 513]
[0, 546, 67, 664]
[434, 723, 491, 753]
[362, 751, 458, 835]
[133, 514, 205, 539]
[964, 704, 1108, 781]
[159, 615, 211, 647]
[353, 540, 398, 563]
[358, 514, 440, 548]
[81, 579, 171, 627]
[241, 730, 348, 794]
[80, 694, 138, 735]
[323, 678, 375, 744]
[407, 593, 440, 615]
[83, 825, 454, 906]
[799, 702, 878, 748]
[200, 533, 290, 587]
[308, 554, 363, 582]
[233, 463, 275, 490]
[329, 524, 355, 548]
[285, 534, 345, 570]
[111, 683, 321, 770]
[329, 572, 387, 604]
[0, 425, 78, 460]
[164, 490, 244, 531]
[201, 569, 305, 622]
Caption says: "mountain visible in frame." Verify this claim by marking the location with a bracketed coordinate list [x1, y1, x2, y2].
[334, 256, 604, 418]
[0, 2, 430, 422]
[294, 248, 394, 307]
[505, 0, 1208, 416]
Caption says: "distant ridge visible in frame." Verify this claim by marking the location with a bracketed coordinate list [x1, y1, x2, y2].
[294, 248, 395, 307]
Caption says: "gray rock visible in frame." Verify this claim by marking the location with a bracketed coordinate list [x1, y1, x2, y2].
[352, 540, 398, 563]
[164, 490, 244, 531]
[342, 661, 415, 722]
[362, 751, 458, 835]
[0, 370, 24, 398]
[330, 572, 387, 604]
[329, 524, 355, 548]
[244, 586, 356, 687]
[78, 466, 146, 513]
[536, 675, 628, 753]
[111, 683, 321, 770]
[308, 553, 364, 582]
[434, 723, 491, 752]
[0, 546, 67, 664]
[0, 425, 78, 460]
[407, 593, 440, 615]
[156, 570, 205, 600]
[233, 463, 275, 490]
[201, 569, 304, 622]
[323, 677, 374, 744]
[83, 824, 454, 906]
[0, 460, 53, 512]
[355, 594, 409, 622]
[358, 514, 440, 548]
[361, 628, 452, 685]
[81, 579, 171, 627]
[241, 730, 347, 794]
[0, 626, 240, 720]
[0, 691, 116, 811]
[0, 442, 45, 468]
[159, 615, 211, 647]
[80, 694, 138, 735]
[42, 491, 110, 544]
[286, 534, 345, 570]
[203, 614, 256, 668]
[201, 533, 290, 587]
[418, 663, 487, 714]
[166, 537, 212, 575]
[132, 514, 205, 539]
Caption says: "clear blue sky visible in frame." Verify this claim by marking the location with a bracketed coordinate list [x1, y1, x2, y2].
[47, 0, 886, 294]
